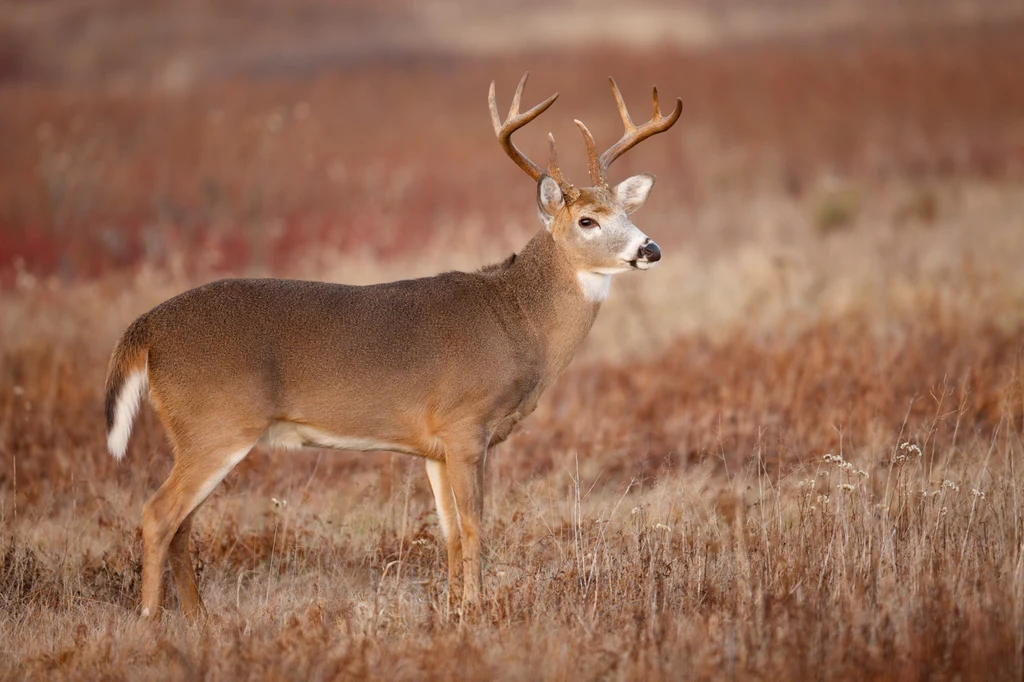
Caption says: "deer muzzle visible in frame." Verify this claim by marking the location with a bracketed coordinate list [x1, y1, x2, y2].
[636, 239, 661, 266]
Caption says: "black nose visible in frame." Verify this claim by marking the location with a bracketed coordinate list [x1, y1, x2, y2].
[639, 240, 661, 263]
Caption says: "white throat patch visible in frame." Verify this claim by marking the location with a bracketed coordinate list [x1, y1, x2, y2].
[577, 271, 612, 302]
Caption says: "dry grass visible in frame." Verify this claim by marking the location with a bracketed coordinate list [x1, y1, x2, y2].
[3, 296, 1023, 680]
[2, 15, 1024, 682]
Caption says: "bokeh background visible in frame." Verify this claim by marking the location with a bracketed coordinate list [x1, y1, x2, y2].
[2, 2, 1024, 680]
[3, 0, 1023, 283]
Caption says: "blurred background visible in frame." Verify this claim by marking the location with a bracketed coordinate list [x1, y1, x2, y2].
[2, 0, 1024, 487]
[2, 0, 1022, 285]
[3, 0, 1024, 490]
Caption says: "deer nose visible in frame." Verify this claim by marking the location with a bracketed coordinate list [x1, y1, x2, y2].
[639, 240, 661, 263]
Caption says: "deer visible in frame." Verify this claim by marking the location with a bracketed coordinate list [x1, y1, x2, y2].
[104, 72, 682, 621]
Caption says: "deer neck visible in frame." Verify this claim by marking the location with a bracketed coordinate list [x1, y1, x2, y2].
[501, 230, 603, 374]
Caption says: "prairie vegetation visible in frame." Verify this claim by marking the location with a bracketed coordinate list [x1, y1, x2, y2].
[2, 8, 1024, 680]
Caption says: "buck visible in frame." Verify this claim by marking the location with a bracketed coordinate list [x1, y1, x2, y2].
[104, 73, 682, 621]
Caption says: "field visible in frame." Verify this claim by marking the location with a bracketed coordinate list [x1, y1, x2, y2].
[2, 5, 1024, 680]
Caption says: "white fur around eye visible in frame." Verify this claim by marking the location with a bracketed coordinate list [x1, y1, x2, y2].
[615, 174, 655, 214]
[578, 223, 600, 240]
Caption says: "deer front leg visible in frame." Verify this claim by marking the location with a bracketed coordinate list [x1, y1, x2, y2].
[425, 459, 463, 609]
[444, 438, 486, 611]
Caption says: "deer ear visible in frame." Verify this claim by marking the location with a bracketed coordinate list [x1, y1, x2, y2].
[536, 175, 565, 227]
[615, 173, 655, 214]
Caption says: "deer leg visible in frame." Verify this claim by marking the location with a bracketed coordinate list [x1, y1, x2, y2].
[167, 507, 205, 623]
[425, 459, 463, 608]
[141, 441, 253, 619]
[444, 438, 486, 610]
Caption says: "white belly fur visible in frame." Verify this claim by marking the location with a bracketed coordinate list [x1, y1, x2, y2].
[260, 420, 417, 456]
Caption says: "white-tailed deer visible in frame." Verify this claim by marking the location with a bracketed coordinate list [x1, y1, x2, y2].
[104, 73, 682, 620]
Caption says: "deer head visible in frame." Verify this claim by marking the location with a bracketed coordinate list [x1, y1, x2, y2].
[488, 73, 682, 297]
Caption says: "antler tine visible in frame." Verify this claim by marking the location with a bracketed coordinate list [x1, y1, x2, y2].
[546, 133, 562, 179]
[488, 72, 561, 184]
[508, 72, 528, 121]
[487, 81, 503, 137]
[596, 77, 683, 185]
[573, 119, 602, 187]
[608, 77, 635, 132]
[547, 133, 581, 201]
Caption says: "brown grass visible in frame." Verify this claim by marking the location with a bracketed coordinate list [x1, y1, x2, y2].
[2, 15, 1024, 682]
[3, 296, 1023, 680]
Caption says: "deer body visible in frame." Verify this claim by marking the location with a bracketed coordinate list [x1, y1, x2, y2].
[105, 74, 681, 620]
[113, 230, 598, 463]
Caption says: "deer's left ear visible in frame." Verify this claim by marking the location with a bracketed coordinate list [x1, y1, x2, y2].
[615, 173, 656, 215]
[537, 174, 566, 228]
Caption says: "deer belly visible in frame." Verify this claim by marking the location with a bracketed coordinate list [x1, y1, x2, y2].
[259, 420, 421, 456]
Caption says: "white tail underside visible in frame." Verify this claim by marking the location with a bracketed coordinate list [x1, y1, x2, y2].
[108, 365, 149, 460]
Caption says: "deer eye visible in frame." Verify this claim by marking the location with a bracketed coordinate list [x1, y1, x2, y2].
[578, 217, 598, 228]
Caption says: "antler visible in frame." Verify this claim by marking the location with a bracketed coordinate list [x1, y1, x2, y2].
[575, 77, 683, 187]
[488, 73, 575, 195]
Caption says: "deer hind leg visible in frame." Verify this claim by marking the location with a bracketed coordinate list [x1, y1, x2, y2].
[425, 459, 463, 608]
[167, 508, 204, 623]
[140, 440, 254, 619]
[443, 434, 486, 611]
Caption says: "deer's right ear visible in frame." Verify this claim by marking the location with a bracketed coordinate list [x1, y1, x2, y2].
[536, 175, 565, 228]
